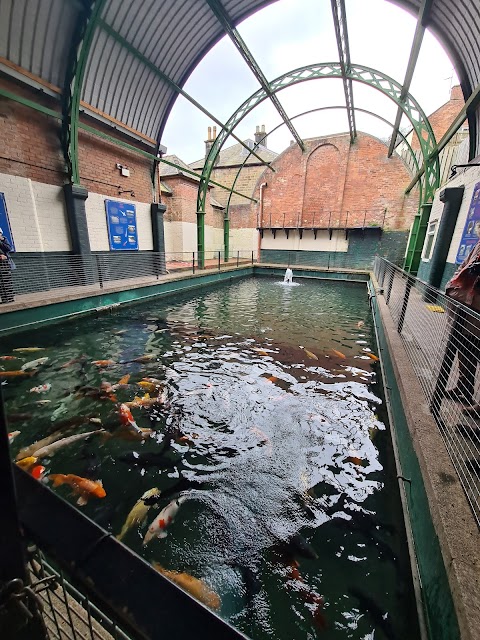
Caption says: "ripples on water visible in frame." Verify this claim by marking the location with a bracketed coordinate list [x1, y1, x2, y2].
[5, 277, 419, 639]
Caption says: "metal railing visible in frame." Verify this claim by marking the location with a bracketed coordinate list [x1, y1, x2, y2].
[374, 257, 480, 526]
[3, 251, 255, 304]
[259, 208, 387, 229]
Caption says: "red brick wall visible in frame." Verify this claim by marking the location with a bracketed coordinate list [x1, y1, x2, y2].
[0, 74, 156, 203]
[411, 86, 464, 151]
[253, 133, 418, 231]
[162, 176, 222, 227]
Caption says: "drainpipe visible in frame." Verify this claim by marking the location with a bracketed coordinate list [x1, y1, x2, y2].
[427, 186, 464, 289]
[258, 182, 267, 261]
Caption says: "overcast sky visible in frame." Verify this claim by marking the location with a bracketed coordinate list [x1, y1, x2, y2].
[162, 0, 458, 164]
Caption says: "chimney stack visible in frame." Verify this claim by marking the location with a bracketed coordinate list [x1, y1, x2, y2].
[254, 124, 267, 148]
[205, 126, 214, 159]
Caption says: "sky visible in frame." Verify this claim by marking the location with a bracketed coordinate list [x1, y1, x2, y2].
[162, 0, 458, 164]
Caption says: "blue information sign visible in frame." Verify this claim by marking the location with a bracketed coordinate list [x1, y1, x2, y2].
[105, 199, 138, 251]
[456, 182, 480, 264]
[0, 193, 15, 250]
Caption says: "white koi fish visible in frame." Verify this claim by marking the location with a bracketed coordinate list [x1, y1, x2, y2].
[117, 488, 161, 541]
[33, 430, 104, 460]
[29, 383, 51, 394]
[21, 357, 49, 371]
[143, 495, 187, 545]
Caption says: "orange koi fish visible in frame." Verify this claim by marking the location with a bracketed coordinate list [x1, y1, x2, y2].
[92, 359, 116, 367]
[0, 355, 17, 360]
[252, 348, 269, 356]
[0, 370, 35, 378]
[153, 564, 221, 611]
[366, 352, 380, 361]
[118, 404, 152, 439]
[48, 474, 106, 506]
[133, 354, 156, 363]
[137, 381, 161, 394]
[331, 349, 346, 359]
[31, 465, 45, 480]
[117, 374, 130, 385]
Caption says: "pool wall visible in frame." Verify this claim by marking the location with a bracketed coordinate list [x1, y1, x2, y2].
[369, 277, 479, 640]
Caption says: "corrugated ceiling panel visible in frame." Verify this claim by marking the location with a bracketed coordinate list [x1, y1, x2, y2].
[0, 0, 80, 87]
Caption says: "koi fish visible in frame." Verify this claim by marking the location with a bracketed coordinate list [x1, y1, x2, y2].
[118, 404, 152, 439]
[29, 383, 51, 393]
[126, 392, 165, 409]
[142, 377, 163, 386]
[152, 564, 221, 611]
[265, 375, 278, 383]
[31, 465, 45, 480]
[8, 430, 20, 443]
[33, 430, 104, 460]
[92, 360, 116, 367]
[366, 352, 380, 361]
[0, 370, 35, 378]
[60, 356, 86, 369]
[331, 349, 346, 359]
[116, 488, 161, 541]
[137, 381, 161, 394]
[7, 413, 33, 423]
[34, 400, 51, 405]
[16, 456, 37, 470]
[21, 357, 49, 371]
[48, 474, 106, 506]
[0, 355, 17, 360]
[304, 349, 318, 360]
[13, 347, 45, 353]
[114, 329, 127, 335]
[357, 321, 365, 328]
[252, 348, 269, 356]
[143, 496, 187, 545]
[133, 354, 156, 363]
[117, 374, 130, 385]
[345, 453, 364, 467]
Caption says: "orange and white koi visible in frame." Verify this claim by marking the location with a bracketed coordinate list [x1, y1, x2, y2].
[31, 465, 45, 480]
[143, 496, 187, 545]
[0, 355, 17, 361]
[21, 357, 49, 371]
[48, 474, 106, 506]
[29, 383, 51, 393]
[8, 430, 20, 443]
[92, 359, 116, 367]
[152, 564, 221, 610]
[118, 404, 152, 439]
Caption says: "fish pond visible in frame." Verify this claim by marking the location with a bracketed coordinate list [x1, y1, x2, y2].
[5, 276, 420, 640]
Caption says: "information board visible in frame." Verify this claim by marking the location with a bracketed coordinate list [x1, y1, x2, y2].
[105, 200, 138, 251]
[0, 193, 15, 250]
[456, 182, 480, 264]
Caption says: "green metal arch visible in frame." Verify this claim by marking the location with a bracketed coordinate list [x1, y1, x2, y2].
[197, 63, 439, 219]
[222, 106, 421, 261]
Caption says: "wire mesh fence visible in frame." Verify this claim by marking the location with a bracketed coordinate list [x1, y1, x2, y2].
[374, 257, 480, 527]
[1, 251, 255, 305]
[24, 545, 132, 640]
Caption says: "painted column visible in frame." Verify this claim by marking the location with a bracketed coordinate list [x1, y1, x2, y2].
[63, 183, 93, 284]
[427, 187, 464, 288]
[151, 202, 167, 275]
[224, 211, 230, 262]
[197, 211, 205, 269]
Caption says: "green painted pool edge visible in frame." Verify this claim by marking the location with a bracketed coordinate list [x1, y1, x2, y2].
[367, 279, 460, 640]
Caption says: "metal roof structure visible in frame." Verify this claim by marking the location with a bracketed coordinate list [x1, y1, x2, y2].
[0, 0, 479, 222]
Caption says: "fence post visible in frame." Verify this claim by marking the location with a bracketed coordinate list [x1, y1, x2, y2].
[385, 266, 395, 304]
[96, 255, 103, 289]
[237, 251, 239, 267]
[192, 252, 195, 275]
[251, 250, 254, 265]
[218, 251, 221, 271]
[397, 274, 413, 333]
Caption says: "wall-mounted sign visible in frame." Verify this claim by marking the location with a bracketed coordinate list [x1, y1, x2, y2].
[105, 200, 138, 251]
[456, 182, 480, 264]
[0, 193, 15, 250]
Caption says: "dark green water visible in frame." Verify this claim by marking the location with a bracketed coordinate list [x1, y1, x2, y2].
[5, 277, 420, 639]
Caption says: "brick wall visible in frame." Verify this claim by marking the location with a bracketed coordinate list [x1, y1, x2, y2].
[209, 164, 268, 208]
[254, 133, 417, 232]
[411, 85, 464, 152]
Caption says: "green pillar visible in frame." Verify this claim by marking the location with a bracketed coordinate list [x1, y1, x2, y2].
[403, 202, 432, 275]
[224, 212, 230, 262]
[197, 211, 205, 269]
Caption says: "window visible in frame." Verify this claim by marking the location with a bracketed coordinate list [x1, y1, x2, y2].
[422, 221, 437, 261]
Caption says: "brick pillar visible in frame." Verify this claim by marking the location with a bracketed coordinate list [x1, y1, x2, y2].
[151, 202, 167, 275]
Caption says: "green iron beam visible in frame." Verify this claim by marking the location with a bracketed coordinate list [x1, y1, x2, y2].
[97, 19, 274, 172]
[406, 80, 480, 193]
[330, 0, 356, 143]
[387, 0, 433, 157]
[0, 88, 256, 203]
[62, 0, 108, 184]
[204, 0, 304, 151]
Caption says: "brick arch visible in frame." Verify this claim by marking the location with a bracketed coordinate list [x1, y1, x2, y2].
[301, 143, 342, 227]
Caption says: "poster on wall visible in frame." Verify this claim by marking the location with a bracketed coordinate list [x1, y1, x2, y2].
[0, 193, 15, 250]
[105, 200, 138, 251]
[455, 181, 480, 264]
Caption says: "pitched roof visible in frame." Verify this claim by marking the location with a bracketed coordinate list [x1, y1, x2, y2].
[210, 196, 224, 209]
[189, 139, 278, 170]
[159, 155, 200, 182]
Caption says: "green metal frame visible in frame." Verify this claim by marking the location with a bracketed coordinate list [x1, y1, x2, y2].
[198, 62, 439, 266]
[205, 0, 304, 151]
[387, 0, 433, 157]
[330, 0, 356, 144]
[61, 0, 108, 185]
[223, 106, 421, 261]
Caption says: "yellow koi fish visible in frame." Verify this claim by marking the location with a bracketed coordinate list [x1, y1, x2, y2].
[304, 349, 318, 360]
[117, 488, 161, 541]
[152, 564, 221, 611]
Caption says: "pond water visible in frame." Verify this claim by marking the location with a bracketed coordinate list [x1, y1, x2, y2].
[5, 276, 420, 640]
